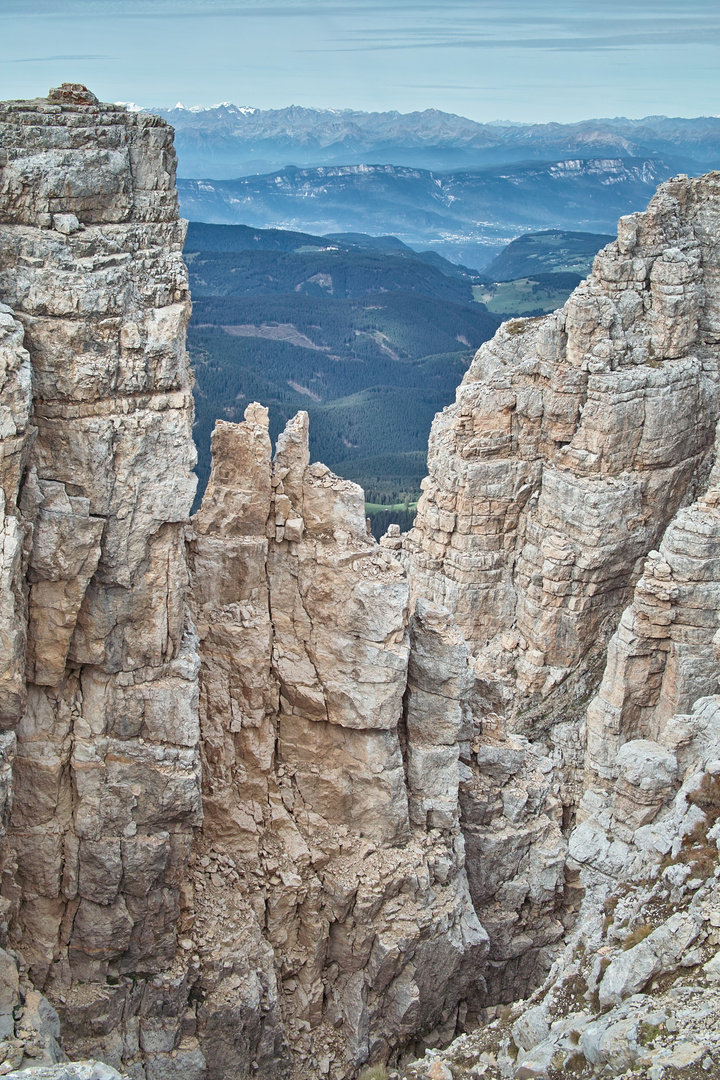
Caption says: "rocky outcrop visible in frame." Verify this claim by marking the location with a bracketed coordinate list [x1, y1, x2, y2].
[387, 173, 720, 1080]
[0, 83, 201, 1076]
[187, 408, 488, 1077]
[402, 174, 720, 697]
[0, 86, 490, 1080]
[2, 83, 720, 1080]
[382, 171, 720, 1006]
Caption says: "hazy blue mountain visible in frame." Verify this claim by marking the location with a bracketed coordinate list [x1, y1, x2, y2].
[177, 158, 677, 269]
[155, 104, 720, 179]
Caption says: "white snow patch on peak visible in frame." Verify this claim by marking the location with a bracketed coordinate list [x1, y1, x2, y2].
[166, 102, 258, 114]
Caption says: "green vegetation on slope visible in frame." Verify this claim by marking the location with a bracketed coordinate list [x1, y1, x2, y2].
[185, 222, 613, 537]
[479, 228, 614, 282]
[188, 247, 475, 303]
[471, 229, 616, 318]
[473, 272, 583, 316]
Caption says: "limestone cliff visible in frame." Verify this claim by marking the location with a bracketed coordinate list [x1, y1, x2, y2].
[403, 175, 720, 692]
[0, 82, 203, 1076]
[387, 174, 720, 1080]
[0, 86, 488, 1080]
[387, 172, 720, 1008]
[186, 407, 487, 1077]
[1, 84, 720, 1080]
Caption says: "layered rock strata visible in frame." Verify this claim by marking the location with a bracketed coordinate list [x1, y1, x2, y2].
[388, 173, 720, 1080]
[2, 83, 720, 1080]
[0, 83, 201, 1077]
[402, 173, 720, 696]
[384, 172, 720, 1005]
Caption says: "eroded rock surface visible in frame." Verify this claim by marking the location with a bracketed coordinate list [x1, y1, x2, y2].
[0, 85, 489, 1080]
[388, 172, 720, 1080]
[187, 408, 488, 1077]
[401, 175, 720, 695]
[2, 83, 720, 1080]
[0, 84, 202, 1078]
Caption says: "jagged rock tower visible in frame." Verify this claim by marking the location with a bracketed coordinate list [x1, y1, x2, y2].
[0, 82, 202, 1071]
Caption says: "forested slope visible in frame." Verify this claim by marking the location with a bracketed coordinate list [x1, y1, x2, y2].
[186, 223, 500, 532]
[185, 222, 613, 534]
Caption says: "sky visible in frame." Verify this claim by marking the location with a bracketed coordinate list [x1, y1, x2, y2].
[0, 0, 719, 123]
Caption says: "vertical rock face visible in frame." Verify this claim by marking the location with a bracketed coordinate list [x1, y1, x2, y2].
[188, 407, 488, 1078]
[391, 171, 720, 1006]
[3, 84, 720, 1080]
[0, 85, 203, 1073]
[0, 85, 489, 1080]
[402, 174, 720, 698]
[387, 176, 720, 1080]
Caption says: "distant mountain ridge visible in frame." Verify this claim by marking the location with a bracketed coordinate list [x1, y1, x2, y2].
[177, 157, 678, 269]
[150, 102, 720, 178]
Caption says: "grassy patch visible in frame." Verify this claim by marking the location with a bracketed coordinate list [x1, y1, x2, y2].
[474, 272, 581, 316]
[365, 500, 418, 514]
[623, 924, 654, 950]
[358, 1067, 388, 1080]
[638, 1022, 663, 1047]
[661, 773, 720, 880]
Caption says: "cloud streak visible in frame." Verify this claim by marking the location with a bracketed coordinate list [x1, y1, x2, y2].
[1, 0, 718, 123]
[0, 54, 116, 63]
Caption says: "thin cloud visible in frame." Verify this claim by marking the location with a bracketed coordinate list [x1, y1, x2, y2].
[0, 54, 116, 62]
[312, 28, 720, 53]
[0, 1, 387, 17]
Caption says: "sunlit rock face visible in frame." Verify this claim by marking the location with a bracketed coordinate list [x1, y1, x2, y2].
[386, 174, 720, 1080]
[390, 172, 720, 1007]
[403, 174, 720, 697]
[0, 82, 202, 1075]
[188, 406, 488, 1077]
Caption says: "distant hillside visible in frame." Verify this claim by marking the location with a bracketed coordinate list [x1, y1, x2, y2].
[472, 229, 616, 316]
[479, 229, 615, 281]
[177, 158, 676, 269]
[152, 103, 720, 178]
[184, 221, 500, 533]
[473, 273, 585, 318]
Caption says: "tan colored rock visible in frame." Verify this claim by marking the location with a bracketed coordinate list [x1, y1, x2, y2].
[0, 87, 202, 1076]
[188, 407, 488, 1074]
[402, 174, 720, 701]
[404, 599, 473, 829]
[5, 85, 720, 1080]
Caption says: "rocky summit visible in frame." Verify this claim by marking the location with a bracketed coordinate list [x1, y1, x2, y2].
[0, 84, 718, 1080]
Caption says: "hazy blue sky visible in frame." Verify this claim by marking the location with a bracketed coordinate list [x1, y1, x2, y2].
[1, 0, 719, 122]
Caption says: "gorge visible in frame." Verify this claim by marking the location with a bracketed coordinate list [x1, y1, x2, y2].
[0, 85, 719, 1080]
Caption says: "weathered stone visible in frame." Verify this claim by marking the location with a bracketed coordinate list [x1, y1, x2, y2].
[188, 406, 488, 1074]
[5, 86, 720, 1080]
